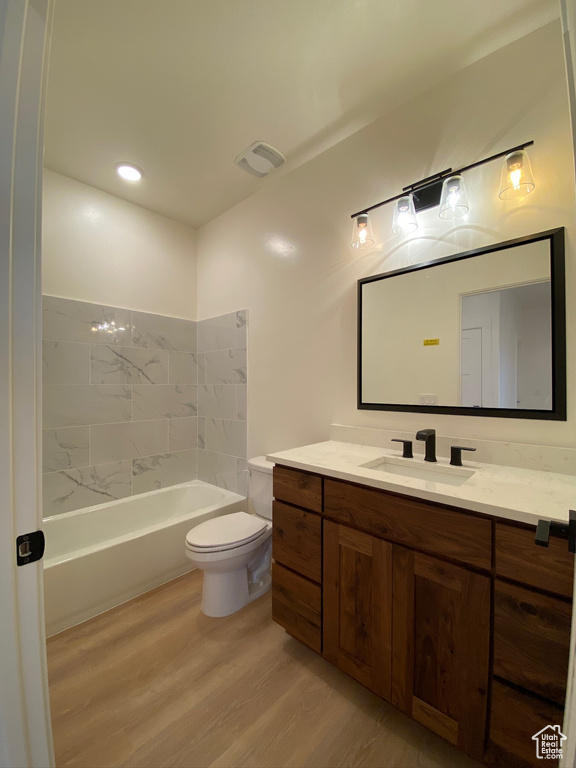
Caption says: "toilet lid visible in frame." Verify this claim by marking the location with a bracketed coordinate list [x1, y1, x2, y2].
[185, 511, 268, 552]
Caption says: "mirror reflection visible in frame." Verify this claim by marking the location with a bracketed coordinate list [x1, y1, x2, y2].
[358, 230, 565, 419]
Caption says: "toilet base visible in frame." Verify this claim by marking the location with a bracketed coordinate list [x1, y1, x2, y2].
[200, 568, 271, 617]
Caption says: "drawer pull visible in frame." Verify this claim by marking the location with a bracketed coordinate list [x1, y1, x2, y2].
[535, 510, 576, 553]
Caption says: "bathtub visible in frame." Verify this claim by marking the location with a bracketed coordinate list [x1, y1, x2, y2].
[43, 480, 247, 636]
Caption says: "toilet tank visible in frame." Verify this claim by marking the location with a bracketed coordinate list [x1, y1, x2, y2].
[248, 456, 274, 520]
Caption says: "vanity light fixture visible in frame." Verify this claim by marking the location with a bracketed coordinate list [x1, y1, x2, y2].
[351, 213, 375, 249]
[392, 195, 418, 235]
[350, 140, 535, 242]
[499, 149, 535, 200]
[438, 174, 469, 219]
[116, 163, 143, 182]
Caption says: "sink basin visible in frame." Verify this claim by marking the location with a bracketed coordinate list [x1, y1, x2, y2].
[360, 456, 475, 487]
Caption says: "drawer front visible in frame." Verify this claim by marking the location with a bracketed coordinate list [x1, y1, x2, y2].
[495, 522, 574, 598]
[272, 562, 321, 653]
[273, 500, 322, 582]
[494, 581, 571, 705]
[273, 466, 322, 513]
[324, 478, 491, 569]
[485, 679, 563, 768]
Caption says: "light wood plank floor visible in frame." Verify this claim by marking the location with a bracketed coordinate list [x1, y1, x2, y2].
[47, 570, 481, 768]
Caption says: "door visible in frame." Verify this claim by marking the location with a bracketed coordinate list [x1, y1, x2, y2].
[461, 327, 482, 406]
[323, 520, 393, 700]
[0, 2, 54, 766]
[391, 547, 490, 761]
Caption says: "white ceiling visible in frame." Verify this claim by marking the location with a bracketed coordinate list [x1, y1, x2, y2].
[44, 0, 558, 229]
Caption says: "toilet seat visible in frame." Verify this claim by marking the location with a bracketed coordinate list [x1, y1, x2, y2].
[185, 511, 268, 553]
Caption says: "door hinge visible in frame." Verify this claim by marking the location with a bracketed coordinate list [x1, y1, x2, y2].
[16, 531, 45, 565]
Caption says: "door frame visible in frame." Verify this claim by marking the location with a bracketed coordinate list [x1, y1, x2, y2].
[0, 1, 54, 766]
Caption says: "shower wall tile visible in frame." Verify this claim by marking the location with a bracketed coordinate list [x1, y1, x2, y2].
[133, 385, 197, 420]
[42, 427, 90, 473]
[236, 385, 247, 421]
[91, 420, 169, 465]
[43, 385, 131, 428]
[43, 460, 132, 517]
[169, 418, 197, 451]
[41, 297, 248, 511]
[202, 348, 247, 386]
[91, 345, 169, 385]
[198, 312, 238, 352]
[169, 351, 198, 385]
[42, 341, 90, 385]
[42, 295, 200, 515]
[132, 311, 197, 352]
[43, 296, 131, 346]
[202, 418, 247, 459]
[196, 309, 248, 493]
[198, 385, 236, 420]
[198, 450, 241, 493]
[132, 449, 197, 494]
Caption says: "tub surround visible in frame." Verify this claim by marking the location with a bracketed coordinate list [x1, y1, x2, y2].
[42, 297, 249, 517]
[267, 439, 576, 526]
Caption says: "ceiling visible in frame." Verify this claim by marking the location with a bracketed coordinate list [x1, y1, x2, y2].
[44, 0, 559, 229]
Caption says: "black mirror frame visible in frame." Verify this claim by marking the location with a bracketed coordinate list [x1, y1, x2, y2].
[357, 227, 566, 420]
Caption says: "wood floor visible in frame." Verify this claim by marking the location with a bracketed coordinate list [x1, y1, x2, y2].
[47, 570, 481, 768]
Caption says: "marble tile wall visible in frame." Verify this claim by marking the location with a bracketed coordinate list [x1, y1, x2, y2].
[197, 310, 249, 495]
[42, 296, 198, 517]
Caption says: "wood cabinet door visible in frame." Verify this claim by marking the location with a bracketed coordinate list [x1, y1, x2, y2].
[391, 547, 490, 761]
[323, 520, 393, 700]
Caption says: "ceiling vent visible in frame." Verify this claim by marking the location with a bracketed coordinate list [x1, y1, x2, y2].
[234, 142, 285, 177]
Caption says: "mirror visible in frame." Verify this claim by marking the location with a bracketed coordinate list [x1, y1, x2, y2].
[358, 228, 566, 419]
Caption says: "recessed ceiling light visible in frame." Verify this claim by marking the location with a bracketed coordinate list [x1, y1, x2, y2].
[116, 163, 142, 182]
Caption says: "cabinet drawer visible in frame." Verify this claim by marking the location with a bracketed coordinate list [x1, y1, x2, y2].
[494, 581, 571, 705]
[273, 501, 322, 582]
[485, 680, 563, 768]
[495, 522, 574, 598]
[272, 562, 321, 653]
[273, 466, 322, 513]
[324, 478, 491, 569]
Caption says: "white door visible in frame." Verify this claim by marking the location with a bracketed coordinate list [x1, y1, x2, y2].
[0, 2, 54, 766]
[461, 327, 482, 407]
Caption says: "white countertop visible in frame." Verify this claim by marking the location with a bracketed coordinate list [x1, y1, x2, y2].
[267, 441, 576, 526]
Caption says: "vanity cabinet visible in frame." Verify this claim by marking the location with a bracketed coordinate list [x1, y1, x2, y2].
[391, 546, 490, 760]
[323, 520, 392, 700]
[271, 465, 574, 768]
[271, 467, 323, 653]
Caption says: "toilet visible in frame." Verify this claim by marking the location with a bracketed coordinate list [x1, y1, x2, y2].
[185, 456, 274, 617]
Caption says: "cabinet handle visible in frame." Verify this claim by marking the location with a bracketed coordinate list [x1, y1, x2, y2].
[535, 510, 576, 553]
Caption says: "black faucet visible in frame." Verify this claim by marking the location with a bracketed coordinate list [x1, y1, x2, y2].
[416, 428, 437, 462]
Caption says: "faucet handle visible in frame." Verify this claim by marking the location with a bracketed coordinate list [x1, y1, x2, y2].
[391, 439, 413, 459]
[450, 446, 476, 466]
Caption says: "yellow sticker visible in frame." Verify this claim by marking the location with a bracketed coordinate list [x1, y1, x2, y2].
[423, 338, 440, 346]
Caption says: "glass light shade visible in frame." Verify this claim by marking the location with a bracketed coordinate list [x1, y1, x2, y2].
[351, 213, 375, 249]
[392, 195, 418, 235]
[499, 150, 535, 200]
[438, 174, 469, 219]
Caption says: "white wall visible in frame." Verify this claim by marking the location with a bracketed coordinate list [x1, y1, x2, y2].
[196, 21, 576, 456]
[42, 170, 197, 319]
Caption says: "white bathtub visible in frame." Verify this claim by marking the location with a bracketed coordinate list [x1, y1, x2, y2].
[43, 480, 247, 636]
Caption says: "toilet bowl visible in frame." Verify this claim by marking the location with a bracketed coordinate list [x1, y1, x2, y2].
[185, 456, 274, 617]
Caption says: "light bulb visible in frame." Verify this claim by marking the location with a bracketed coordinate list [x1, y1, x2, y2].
[116, 163, 143, 182]
[439, 175, 469, 220]
[351, 214, 374, 249]
[499, 150, 535, 200]
[392, 195, 418, 235]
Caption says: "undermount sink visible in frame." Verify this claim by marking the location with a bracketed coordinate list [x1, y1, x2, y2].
[360, 456, 475, 487]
